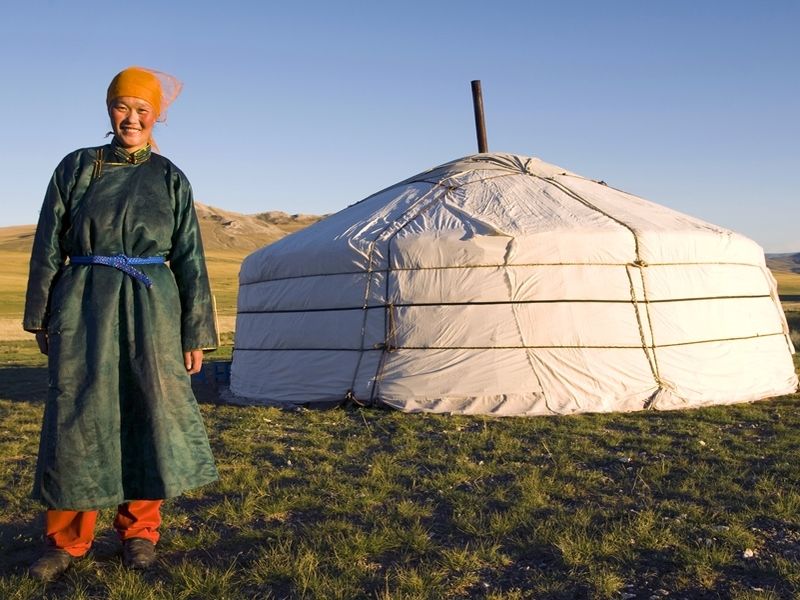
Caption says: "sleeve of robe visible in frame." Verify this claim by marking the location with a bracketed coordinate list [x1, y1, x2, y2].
[23, 156, 74, 333]
[168, 169, 219, 352]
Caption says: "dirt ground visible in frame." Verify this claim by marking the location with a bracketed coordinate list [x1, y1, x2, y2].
[0, 318, 27, 341]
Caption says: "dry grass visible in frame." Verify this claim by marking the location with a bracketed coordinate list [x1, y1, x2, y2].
[204, 249, 250, 317]
[773, 272, 800, 296]
[0, 252, 31, 319]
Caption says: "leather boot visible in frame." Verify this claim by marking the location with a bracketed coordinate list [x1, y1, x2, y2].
[122, 538, 156, 569]
[29, 548, 73, 582]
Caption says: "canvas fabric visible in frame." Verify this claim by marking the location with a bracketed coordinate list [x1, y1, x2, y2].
[231, 153, 797, 415]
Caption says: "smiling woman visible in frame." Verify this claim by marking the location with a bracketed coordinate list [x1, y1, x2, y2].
[105, 67, 182, 151]
[108, 97, 157, 152]
[23, 66, 218, 582]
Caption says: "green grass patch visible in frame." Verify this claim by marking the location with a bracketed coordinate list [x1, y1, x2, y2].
[1, 335, 799, 598]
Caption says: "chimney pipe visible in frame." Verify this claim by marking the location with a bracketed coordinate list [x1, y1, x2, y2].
[471, 80, 488, 153]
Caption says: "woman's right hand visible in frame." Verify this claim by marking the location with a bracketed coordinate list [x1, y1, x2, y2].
[35, 331, 48, 355]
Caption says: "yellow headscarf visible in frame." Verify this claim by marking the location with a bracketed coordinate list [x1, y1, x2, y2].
[107, 67, 165, 116]
[106, 66, 182, 148]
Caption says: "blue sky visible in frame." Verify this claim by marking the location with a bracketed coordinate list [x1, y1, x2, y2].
[1, 0, 797, 251]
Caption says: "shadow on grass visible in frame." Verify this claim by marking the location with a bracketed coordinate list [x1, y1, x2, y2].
[491, 552, 585, 599]
[0, 506, 266, 577]
[0, 366, 46, 403]
[0, 515, 43, 576]
[169, 491, 230, 515]
[0, 361, 232, 405]
[191, 380, 225, 405]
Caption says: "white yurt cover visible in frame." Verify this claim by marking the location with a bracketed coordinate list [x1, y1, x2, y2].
[230, 153, 797, 415]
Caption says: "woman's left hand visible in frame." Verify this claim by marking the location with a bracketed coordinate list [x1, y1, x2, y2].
[35, 331, 49, 355]
[184, 349, 204, 375]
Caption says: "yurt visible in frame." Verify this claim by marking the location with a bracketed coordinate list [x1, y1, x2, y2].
[229, 153, 797, 415]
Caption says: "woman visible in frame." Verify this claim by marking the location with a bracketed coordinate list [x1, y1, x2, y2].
[23, 66, 218, 581]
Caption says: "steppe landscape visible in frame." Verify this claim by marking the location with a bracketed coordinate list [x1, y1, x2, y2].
[0, 205, 322, 341]
[1, 207, 799, 599]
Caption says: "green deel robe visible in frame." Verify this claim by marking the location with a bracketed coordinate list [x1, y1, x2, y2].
[23, 143, 219, 510]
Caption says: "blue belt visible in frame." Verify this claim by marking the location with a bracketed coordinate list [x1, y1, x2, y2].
[69, 254, 165, 288]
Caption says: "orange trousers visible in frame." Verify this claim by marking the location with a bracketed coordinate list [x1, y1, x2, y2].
[45, 500, 162, 557]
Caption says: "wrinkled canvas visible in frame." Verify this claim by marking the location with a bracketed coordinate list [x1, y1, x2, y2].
[231, 153, 797, 415]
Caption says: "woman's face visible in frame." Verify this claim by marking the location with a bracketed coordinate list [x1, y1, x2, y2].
[108, 96, 157, 151]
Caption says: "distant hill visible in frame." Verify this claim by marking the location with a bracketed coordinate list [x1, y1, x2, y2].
[0, 203, 324, 255]
[0, 225, 35, 254]
[765, 253, 800, 275]
[194, 204, 323, 252]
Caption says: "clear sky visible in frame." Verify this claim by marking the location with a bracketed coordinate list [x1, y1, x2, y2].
[1, 0, 797, 251]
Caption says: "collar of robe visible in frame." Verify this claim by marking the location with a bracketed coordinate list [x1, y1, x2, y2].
[110, 141, 152, 165]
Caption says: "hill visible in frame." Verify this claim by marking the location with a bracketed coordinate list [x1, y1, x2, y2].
[195, 204, 322, 252]
[0, 225, 36, 253]
[766, 253, 800, 297]
[766, 253, 800, 275]
[0, 203, 323, 254]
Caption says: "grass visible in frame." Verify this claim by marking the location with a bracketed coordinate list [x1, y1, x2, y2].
[1, 334, 800, 598]
[773, 272, 800, 296]
[204, 249, 250, 317]
[1, 243, 799, 598]
[0, 252, 32, 318]
[785, 310, 800, 348]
